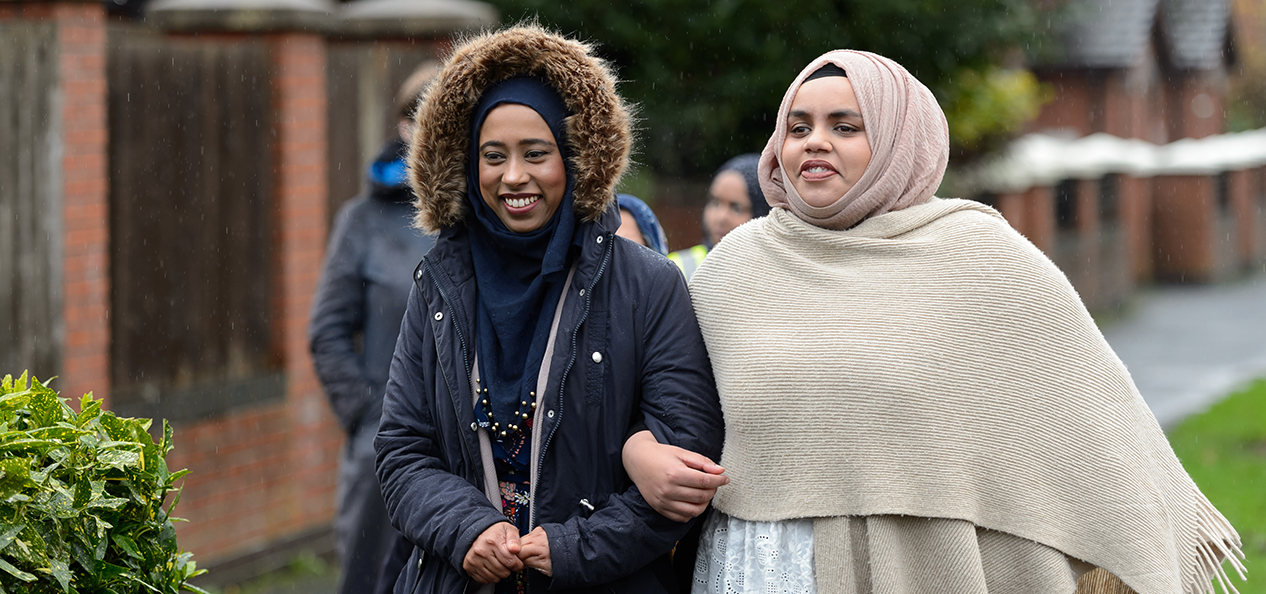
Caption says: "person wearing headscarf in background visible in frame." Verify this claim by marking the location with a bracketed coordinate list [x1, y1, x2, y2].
[308, 60, 441, 594]
[667, 154, 769, 280]
[374, 24, 723, 594]
[623, 51, 1244, 594]
[615, 193, 670, 255]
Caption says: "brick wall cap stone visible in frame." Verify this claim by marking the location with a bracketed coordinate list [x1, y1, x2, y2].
[335, 0, 496, 38]
[146, 0, 335, 33]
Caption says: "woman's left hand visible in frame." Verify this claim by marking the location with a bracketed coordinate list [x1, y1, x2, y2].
[519, 527, 552, 576]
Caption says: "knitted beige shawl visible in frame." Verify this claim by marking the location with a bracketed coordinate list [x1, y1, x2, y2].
[690, 199, 1244, 594]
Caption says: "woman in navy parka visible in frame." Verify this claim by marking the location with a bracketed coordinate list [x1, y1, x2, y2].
[374, 25, 724, 594]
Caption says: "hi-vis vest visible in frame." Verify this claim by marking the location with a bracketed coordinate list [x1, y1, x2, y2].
[667, 244, 709, 281]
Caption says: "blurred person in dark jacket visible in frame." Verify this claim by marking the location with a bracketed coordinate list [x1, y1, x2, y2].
[308, 61, 440, 594]
[667, 154, 769, 280]
[374, 24, 724, 594]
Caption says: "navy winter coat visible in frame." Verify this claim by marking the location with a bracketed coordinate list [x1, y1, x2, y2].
[374, 207, 724, 593]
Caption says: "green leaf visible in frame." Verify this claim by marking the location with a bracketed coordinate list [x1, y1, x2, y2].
[27, 389, 64, 428]
[97, 449, 141, 470]
[0, 459, 31, 500]
[76, 396, 101, 428]
[43, 554, 71, 592]
[112, 534, 142, 560]
[0, 523, 23, 551]
[166, 469, 189, 486]
[127, 572, 163, 593]
[72, 540, 96, 575]
[35, 483, 78, 519]
[0, 556, 35, 582]
[74, 476, 92, 508]
[86, 497, 128, 510]
[95, 559, 130, 581]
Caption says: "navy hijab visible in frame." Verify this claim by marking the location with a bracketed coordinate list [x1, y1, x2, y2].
[466, 77, 576, 441]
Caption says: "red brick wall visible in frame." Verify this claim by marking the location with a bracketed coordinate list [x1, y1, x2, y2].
[1230, 169, 1255, 268]
[1152, 175, 1218, 282]
[1119, 175, 1153, 281]
[269, 31, 341, 545]
[994, 191, 1027, 234]
[165, 32, 341, 564]
[1256, 167, 1266, 266]
[1033, 69, 1094, 136]
[1022, 186, 1057, 254]
[1166, 73, 1226, 141]
[56, 2, 110, 405]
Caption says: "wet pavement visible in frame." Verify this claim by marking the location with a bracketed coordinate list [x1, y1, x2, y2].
[1102, 270, 1266, 428]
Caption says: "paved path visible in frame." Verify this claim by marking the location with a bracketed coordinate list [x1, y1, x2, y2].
[1102, 271, 1266, 428]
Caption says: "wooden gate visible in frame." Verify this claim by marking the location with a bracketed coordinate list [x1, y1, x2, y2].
[107, 26, 281, 422]
[0, 22, 63, 381]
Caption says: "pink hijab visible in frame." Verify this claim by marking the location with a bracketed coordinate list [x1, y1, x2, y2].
[758, 50, 949, 230]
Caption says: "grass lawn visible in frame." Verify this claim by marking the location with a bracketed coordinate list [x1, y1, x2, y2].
[1169, 379, 1266, 594]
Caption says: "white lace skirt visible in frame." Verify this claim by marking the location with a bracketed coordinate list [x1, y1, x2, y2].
[692, 509, 817, 594]
[691, 510, 1092, 594]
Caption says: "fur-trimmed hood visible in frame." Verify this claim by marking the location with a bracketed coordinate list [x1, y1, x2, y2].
[407, 24, 634, 233]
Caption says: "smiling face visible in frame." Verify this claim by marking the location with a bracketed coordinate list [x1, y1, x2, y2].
[780, 76, 873, 207]
[477, 104, 568, 233]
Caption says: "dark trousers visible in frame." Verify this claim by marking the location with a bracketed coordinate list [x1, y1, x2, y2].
[336, 418, 400, 594]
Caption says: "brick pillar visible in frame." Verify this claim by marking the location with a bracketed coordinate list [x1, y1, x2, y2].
[1023, 186, 1056, 254]
[269, 31, 337, 526]
[1118, 175, 1153, 282]
[1256, 167, 1266, 267]
[58, 2, 110, 404]
[0, 1, 110, 402]
[1230, 169, 1254, 269]
[1152, 175, 1217, 282]
[994, 191, 1028, 236]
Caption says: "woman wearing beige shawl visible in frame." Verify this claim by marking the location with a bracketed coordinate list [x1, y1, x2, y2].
[622, 50, 1245, 594]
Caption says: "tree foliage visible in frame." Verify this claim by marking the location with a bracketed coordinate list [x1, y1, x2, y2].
[0, 373, 205, 594]
[486, 0, 1054, 178]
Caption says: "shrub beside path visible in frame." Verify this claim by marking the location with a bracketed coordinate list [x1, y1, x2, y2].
[1102, 271, 1266, 428]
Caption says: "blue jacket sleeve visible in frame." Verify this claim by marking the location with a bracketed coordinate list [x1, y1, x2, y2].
[374, 284, 508, 575]
[309, 202, 374, 433]
[544, 256, 724, 588]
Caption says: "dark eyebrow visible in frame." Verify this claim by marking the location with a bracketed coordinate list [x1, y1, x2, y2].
[478, 138, 555, 152]
[786, 109, 863, 120]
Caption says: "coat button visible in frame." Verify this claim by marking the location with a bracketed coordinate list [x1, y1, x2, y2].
[591, 351, 602, 363]
[470, 422, 478, 432]
[596, 236, 603, 244]
[434, 312, 443, 321]
[578, 288, 585, 296]
[547, 410, 555, 419]
[415, 270, 422, 280]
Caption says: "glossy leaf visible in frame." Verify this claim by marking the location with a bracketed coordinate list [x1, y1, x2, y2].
[0, 373, 203, 593]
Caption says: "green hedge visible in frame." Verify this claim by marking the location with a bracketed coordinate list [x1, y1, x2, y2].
[0, 373, 204, 594]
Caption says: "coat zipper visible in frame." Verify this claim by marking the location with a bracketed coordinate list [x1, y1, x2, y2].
[528, 234, 613, 531]
[423, 259, 475, 467]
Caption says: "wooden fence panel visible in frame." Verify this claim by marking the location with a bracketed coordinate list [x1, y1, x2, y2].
[108, 27, 280, 422]
[0, 22, 63, 381]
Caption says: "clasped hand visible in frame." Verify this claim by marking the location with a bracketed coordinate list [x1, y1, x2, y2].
[463, 523, 552, 584]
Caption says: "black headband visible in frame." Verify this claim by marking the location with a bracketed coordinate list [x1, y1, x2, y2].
[804, 63, 848, 82]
